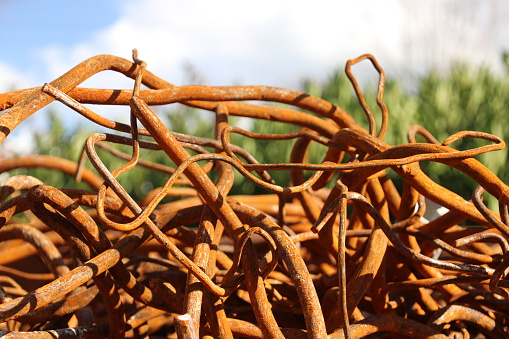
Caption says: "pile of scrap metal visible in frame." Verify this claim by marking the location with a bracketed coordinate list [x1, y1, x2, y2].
[0, 51, 506, 338]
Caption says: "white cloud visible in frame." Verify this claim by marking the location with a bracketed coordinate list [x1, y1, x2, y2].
[34, 0, 409, 90]
[0, 124, 35, 157]
[29, 0, 509, 98]
[6, 0, 509, 94]
[3, 0, 509, 134]
[396, 0, 509, 78]
[0, 61, 31, 92]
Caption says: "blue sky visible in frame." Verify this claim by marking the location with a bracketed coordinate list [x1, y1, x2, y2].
[0, 0, 508, 153]
[0, 1, 120, 68]
[0, 0, 126, 91]
[2, 0, 506, 91]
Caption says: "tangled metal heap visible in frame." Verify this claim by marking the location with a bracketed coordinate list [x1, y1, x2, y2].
[0, 51, 508, 338]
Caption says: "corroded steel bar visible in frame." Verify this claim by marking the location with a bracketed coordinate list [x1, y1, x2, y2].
[0, 50, 507, 338]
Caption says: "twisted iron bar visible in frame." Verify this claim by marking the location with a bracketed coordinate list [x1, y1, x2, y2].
[0, 50, 507, 338]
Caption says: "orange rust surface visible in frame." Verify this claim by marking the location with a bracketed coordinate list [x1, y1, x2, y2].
[0, 50, 506, 338]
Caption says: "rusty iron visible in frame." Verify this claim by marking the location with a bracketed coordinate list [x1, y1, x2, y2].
[0, 49, 507, 338]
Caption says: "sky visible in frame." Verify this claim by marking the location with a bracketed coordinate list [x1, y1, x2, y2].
[1, 0, 509, 153]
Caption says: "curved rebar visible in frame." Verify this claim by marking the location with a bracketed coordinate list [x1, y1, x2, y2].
[0, 51, 507, 338]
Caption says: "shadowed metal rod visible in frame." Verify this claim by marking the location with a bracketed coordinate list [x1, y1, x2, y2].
[0, 50, 506, 338]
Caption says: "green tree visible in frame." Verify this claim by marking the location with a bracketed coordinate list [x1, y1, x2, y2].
[414, 62, 509, 201]
[304, 58, 509, 209]
[303, 71, 418, 147]
[16, 57, 509, 210]
[17, 111, 95, 191]
[11, 109, 189, 202]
